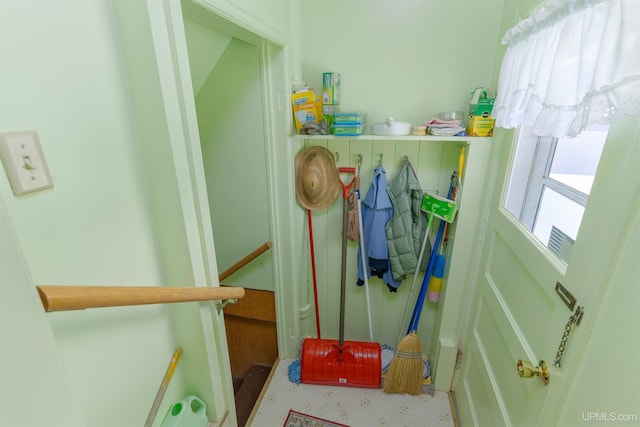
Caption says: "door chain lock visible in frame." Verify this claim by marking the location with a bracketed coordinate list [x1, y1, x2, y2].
[552, 305, 584, 368]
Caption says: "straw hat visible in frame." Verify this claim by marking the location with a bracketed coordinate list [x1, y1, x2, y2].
[295, 146, 340, 211]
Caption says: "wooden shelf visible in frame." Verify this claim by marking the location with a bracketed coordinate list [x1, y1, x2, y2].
[293, 134, 491, 142]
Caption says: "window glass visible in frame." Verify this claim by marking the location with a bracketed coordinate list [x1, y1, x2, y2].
[532, 186, 585, 244]
[505, 125, 608, 264]
[549, 126, 607, 195]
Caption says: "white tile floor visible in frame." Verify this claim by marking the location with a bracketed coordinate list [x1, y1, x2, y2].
[248, 359, 456, 427]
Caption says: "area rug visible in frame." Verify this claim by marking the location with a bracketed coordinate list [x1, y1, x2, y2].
[283, 409, 350, 427]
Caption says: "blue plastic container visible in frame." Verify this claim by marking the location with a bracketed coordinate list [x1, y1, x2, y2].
[333, 111, 367, 124]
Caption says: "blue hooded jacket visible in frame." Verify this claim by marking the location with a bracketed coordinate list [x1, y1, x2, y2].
[357, 166, 402, 291]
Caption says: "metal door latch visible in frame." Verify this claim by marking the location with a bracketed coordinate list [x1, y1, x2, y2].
[555, 281, 577, 311]
[517, 360, 550, 385]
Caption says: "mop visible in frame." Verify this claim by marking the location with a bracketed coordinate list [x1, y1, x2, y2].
[429, 171, 457, 303]
[429, 147, 465, 303]
[355, 156, 375, 342]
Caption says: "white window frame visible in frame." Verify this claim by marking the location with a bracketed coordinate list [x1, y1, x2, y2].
[519, 136, 590, 232]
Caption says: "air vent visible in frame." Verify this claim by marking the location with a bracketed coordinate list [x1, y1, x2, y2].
[548, 226, 575, 263]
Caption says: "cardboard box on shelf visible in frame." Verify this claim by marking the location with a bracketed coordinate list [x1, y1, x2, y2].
[322, 72, 340, 105]
[292, 88, 320, 134]
[315, 95, 323, 123]
[468, 87, 494, 118]
[467, 116, 495, 137]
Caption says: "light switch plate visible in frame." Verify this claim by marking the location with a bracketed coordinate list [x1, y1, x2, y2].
[0, 130, 54, 196]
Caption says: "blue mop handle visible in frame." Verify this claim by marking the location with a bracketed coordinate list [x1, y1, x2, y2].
[407, 220, 445, 333]
[407, 172, 455, 334]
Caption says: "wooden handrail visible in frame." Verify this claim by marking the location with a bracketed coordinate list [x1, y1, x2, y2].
[37, 285, 245, 312]
[218, 241, 273, 281]
[36, 241, 271, 312]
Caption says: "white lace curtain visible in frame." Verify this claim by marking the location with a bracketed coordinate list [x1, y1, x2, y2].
[493, 0, 640, 138]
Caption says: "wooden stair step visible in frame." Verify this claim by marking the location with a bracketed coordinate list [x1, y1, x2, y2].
[234, 364, 272, 427]
[233, 376, 244, 395]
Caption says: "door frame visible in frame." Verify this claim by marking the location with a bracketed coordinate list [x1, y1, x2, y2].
[112, 0, 296, 423]
[191, 0, 305, 358]
[184, 0, 304, 358]
[113, 0, 235, 422]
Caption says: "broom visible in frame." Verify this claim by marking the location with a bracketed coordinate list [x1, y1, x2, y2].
[382, 330, 424, 395]
[382, 220, 431, 395]
[384, 193, 455, 395]
[384, 222, 444, 394]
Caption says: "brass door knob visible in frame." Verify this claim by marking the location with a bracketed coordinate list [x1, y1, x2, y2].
[517, 360, 550, 385]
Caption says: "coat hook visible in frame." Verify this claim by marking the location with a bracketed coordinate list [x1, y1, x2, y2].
[334, 152, 340, 162]
[379, 153, 383, 166]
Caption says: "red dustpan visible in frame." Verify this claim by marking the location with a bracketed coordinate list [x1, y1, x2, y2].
[300, 167, 381, 389]
[300, 338, 381, 388]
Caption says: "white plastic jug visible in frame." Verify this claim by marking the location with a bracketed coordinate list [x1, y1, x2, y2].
[160, 395, 208, 427]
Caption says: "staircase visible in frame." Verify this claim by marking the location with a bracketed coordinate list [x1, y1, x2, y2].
[233, 364, 272, 427]
[223, 288, 278, 427]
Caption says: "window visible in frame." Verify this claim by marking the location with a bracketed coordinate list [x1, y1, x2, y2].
[505, 125, 609, 263]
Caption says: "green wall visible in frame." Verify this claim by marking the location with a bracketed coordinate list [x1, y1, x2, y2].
[299, 0, 505, 127]
[0, 1, 184, 425]
[1, 0, 293, 423]
[295, 0, 505, 355]
[0, 201, 85, 426]
[3, 0, 637, 425]
[184, 14, 275, 292]
[184, 18, 233, 95]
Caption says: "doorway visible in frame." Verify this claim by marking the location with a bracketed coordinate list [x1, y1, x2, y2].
[180, 2, 279, 423]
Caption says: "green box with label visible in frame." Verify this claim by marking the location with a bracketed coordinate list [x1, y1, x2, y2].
[322, 72, 340, 105]
[468, 87, 494, 118]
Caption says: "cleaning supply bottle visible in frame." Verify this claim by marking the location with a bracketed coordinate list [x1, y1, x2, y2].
[160, 395, 208, 427]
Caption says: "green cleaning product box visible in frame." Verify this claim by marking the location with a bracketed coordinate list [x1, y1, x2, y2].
[468, 87, 494, 118]
[322, 72, 340, 105]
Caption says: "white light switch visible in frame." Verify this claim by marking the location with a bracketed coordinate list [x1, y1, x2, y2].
[0, 130, 53, 196]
